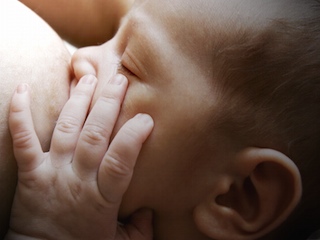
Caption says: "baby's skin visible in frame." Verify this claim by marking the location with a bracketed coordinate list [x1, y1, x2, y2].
[6, 74, 154, 240]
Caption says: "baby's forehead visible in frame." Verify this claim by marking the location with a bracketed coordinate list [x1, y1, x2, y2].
[128, 0, 316, 77]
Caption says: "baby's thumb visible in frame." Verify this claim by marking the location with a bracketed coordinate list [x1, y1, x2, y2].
[124, 209, 153, 240]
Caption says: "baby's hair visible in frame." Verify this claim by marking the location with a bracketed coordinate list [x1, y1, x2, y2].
[210, 4, 320, 239]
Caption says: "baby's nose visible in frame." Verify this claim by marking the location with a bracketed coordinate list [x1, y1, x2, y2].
[71, 46, 98, 80]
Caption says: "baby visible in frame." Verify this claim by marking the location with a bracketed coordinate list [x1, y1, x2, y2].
[5, 0, 320, 239]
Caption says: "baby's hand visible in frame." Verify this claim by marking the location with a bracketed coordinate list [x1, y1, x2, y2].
[6, 74, 154, 240]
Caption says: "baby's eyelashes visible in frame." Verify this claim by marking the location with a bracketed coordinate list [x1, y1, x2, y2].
[117, 61, 135, 77]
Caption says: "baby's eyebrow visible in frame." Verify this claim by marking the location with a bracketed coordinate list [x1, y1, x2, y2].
[120, 7, 175, 77]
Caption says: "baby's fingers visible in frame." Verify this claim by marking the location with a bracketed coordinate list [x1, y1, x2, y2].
[50, 75, 97, 166]
[98, 114, 154, 205]
[72, 74, 128, 180]
[9, 84, 43, 172]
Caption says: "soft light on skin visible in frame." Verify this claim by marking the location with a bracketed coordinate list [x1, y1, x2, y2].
[0, 1, 71, 238]
[71, 0, 220, 239]
[72, 0, 312, 239]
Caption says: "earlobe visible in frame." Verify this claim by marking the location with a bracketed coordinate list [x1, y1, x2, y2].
[194, 147, 302, 240]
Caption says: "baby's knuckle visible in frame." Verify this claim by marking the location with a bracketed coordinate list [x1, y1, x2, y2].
[73, 88, 91, 98]
[82, 124, 109, 146]
[10, 103, 24, 113]
[13, 129, 33, 149]
[56, 117, 80, 134]
[69, 182, 83, 201]
[124, 126, 141, 142]
[98, 94, 120, 106]
[105, 155, 132, 179]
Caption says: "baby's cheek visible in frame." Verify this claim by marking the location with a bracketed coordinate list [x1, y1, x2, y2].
[113, 82, 157, 135]
[122, 83, 156, 118]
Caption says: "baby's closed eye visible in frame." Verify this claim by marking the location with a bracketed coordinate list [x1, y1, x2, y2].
[117, 61, 135, 77]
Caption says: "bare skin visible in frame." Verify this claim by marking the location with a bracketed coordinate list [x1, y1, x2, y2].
[4, 0, 316, 239]
[6, 74, 154, 240]
[20, 0, 134, 46]
[0, 1, 70, 237]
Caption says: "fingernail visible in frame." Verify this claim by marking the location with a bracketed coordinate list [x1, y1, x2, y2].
[17, 83, 27, 94]
[110, 74, 125, 85]
[136, 113, 154, 125]
[81, 75, 96, 85]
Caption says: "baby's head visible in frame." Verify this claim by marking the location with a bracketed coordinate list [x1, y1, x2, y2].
[202, 3, 320, 239]
[72, 0, 320, 239]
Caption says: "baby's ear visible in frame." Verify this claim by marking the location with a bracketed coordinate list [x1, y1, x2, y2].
[193, 147, 302, 240]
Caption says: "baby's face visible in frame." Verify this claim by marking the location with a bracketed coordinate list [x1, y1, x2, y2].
[73, 0, 311, 237]
[72, 0, 219, 221]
